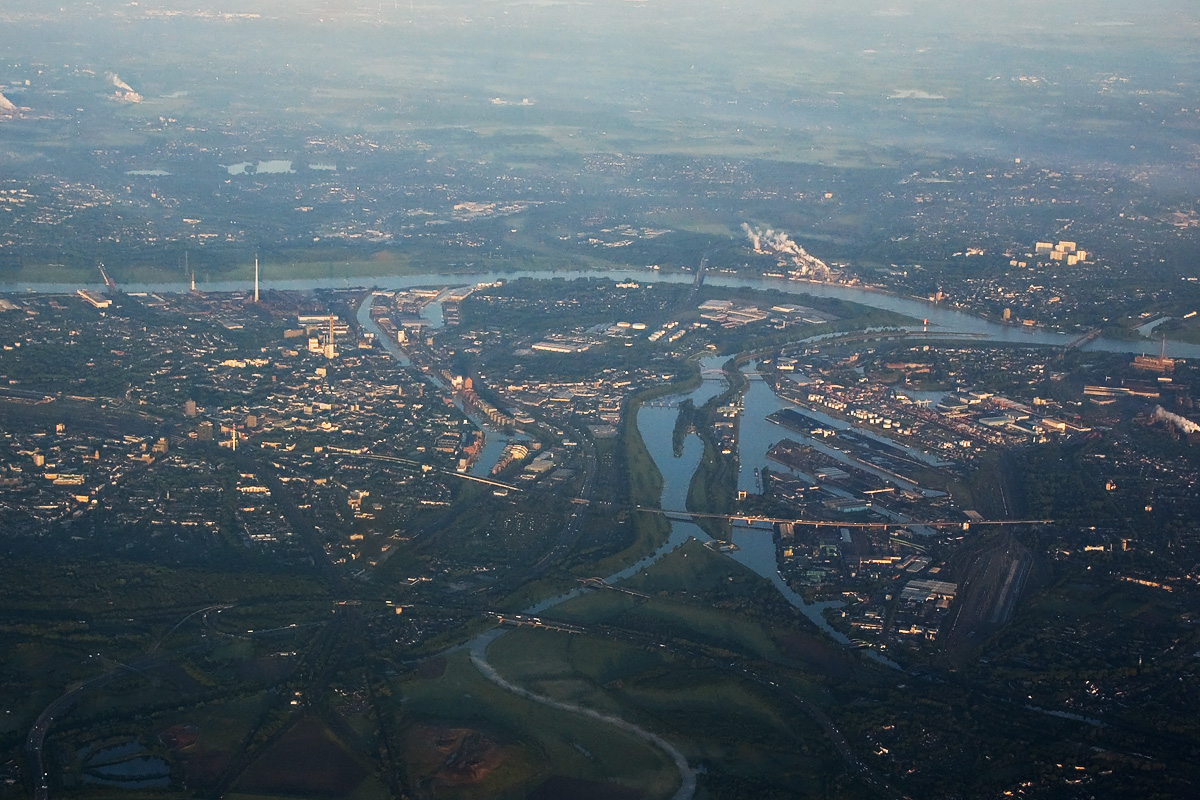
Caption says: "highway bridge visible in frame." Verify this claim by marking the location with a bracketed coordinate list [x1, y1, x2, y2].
[579, 576, 651, 600]
[332, 450, 522, 492]
[636, 505, 1052, 531]
[1064, 327, 1103, 351]
[487, 611, 583, 634]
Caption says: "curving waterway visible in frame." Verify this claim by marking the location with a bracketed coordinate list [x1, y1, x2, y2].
[20, 264, 1092, 651]
[356, 292, 527, 477]
[9, 267, 1200, 358]
[523, 356, 899, 666]
[365, 281, 944, 663]
[15, 268, 1097, 794]
[634, 364, 900, 667]
[469, 629, 697, 800]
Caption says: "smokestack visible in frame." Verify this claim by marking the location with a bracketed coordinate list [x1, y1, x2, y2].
[254, 255, 259, 304]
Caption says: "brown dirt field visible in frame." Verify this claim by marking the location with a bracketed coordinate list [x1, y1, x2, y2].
[530, 776, 644, 800]
[403, 724, 504, 786]
[159, 723, 199, 750]
[235, 716, 367, 797]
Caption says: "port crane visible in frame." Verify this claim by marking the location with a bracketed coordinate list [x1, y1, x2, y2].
[97, 264, 118, 294]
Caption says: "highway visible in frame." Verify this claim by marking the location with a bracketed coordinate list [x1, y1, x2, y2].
[637, 505, 1053, 530]
[337, 449, 522, 492]
[26, 603, 230, 800]
[26, 654, 160, 800]
[733, 665, 911, 800]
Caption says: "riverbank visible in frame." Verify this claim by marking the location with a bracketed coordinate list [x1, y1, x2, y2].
[8, 265, 1198, 358]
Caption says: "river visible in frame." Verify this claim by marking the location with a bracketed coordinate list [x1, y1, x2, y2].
[522, 365, 728, 614]
[355, 291, 525, 477]
[18, 265, 1168, 658]
[524, 355, 898, 665]
[635, 361, 901, 665]
[10, 267, 1200, 358]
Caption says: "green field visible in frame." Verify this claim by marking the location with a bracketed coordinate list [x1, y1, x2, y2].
[483, 623, 858, 799]
[553, 545, 785, 662]
[571, 372, 703, 580]
[394, 649, 679, 799]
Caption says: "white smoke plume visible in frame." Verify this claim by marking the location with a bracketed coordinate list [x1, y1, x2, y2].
[107, 71, 134, 92]
[1152, 405, 1200, 435]
[741, 223, 832, 280]
[106, 72, 142, 103]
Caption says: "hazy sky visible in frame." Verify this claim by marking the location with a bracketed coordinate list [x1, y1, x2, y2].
[3, 0, 1198, 171]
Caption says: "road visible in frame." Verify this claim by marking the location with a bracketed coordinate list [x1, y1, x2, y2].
[25, 603, 229, 800]
[641, 506, 1051, 530]
[25, 655, 159, 800]
[531, 422, 597, 573]
[733, 666, 910, 800]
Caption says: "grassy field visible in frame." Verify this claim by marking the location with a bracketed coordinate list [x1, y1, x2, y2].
[685, 436, 736, 540]
[574, 371, 702, 579]
[487, 627, 792, 740]
[395, 650, 679, 800]
[681, 361, 744, 541]
[485, 623, 856, 799]
[554, 541, 792, 662]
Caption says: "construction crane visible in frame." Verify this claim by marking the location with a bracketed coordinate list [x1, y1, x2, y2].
[97, 264, 118, 294]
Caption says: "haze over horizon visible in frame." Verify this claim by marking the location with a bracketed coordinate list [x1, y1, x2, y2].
[3, 0, 1198, 180]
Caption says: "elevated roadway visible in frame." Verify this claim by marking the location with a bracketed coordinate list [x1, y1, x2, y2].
[637, 505, 1052, 531]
